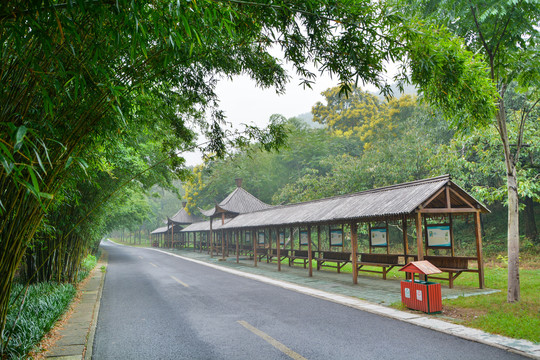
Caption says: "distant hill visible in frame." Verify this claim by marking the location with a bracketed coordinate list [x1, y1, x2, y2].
[293, 112, 325, 129]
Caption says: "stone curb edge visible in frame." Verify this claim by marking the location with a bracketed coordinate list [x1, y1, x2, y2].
[83, 250, 108, 360]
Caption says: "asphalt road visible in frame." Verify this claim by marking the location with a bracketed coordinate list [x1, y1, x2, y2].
[92, 241, 526, 359]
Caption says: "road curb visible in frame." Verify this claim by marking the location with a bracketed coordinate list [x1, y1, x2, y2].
[84, 250, 108, 360]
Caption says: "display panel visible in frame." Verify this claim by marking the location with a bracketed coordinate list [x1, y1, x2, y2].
[258, 231, 265, 244]
[279, 232, 285, 245]
[299, 230, 309, 245]
[330, 229, 343, 246]
[370, 227, 387, 247]
[427, 225, 451, 247]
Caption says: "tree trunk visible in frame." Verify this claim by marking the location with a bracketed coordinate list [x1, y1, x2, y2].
[507, 169, 520, 302]
[496, 97, 520, 303]
[523, 197, 538, 244]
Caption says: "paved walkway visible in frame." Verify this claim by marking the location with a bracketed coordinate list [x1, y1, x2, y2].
[159, 248, 498, 305]
[44, 244, 540, 359]
[45, 254, 107, 360]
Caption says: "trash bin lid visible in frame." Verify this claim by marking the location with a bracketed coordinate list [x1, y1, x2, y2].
[399, 260, 442, 275]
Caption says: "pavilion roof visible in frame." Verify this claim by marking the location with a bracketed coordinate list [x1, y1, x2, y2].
[220, 175, 488, 229]
[180, 219, 230, 232]
[200, 185, 273, 218]
[150, 225, 170, 234]
[168, 206, 201, 225]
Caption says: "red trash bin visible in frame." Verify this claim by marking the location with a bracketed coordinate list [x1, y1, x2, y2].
[399, 260, 443, 314]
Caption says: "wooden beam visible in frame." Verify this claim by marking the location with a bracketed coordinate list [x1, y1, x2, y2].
[475, 211, 485, 289]
[449, 187, 475, 209]
[351, 222, 358, 285]
[421, 186, 446, 209]
[419, 208, 478, 214]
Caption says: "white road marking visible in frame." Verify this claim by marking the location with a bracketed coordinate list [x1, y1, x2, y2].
[237, 320, 307, 360]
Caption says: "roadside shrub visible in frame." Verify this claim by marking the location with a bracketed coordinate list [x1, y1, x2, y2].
[77, 254, 98, 282]
[1, 282, 76, 359]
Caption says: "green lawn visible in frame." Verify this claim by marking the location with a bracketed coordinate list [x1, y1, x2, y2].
[439, 266, 539, 343]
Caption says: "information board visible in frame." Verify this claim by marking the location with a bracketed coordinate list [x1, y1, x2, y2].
[427, 225, 451, 247]
[370, 227, 388, 247]
[299, 230, 309, 245]
[330, 229, 343, 246]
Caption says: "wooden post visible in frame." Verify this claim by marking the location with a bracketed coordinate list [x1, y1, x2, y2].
[368, 223, 372, 254]
[474, 211, 485, 289]
[268, 228, 272, 264]
[276, 228, 278, 271]
[402, 217, 409, 259]
[415, 212, 424, 261]
[222, 230, 225, 260]
[317, 225, 321, 260]
[351, 222, 358, 284]
[170, 224, 174, 248]
[450, 214, 455, 257]
[236, 230, 240, 263]
[415, 212, 424, 281]
[308, 225, 313, 277]
[209, 218, 214, 257]
[253, 229, 257, 267]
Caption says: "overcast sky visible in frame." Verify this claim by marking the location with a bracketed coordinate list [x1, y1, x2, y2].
[182, 61, 392, 166]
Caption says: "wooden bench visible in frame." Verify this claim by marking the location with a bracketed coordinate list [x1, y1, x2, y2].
[315, 251, 351, 273]
[424, 255, 473, 288]
[288, 250, 315, 268]
[357, 253, 401, 280]
[267, 249, 289, 263]
[254, 247, 268, 261]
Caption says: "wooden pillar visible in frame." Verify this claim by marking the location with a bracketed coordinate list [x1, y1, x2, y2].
[308, 225, 313, 277]
[351, 222, 358, 284]
[317, 225, 321, 253]
[368, 223, 372, 254]
[450, 214, 455, 257]
[415, 212, 425, 281]
[236, 230, 240, 263]
[415, 212, 424, 260]
[402, 217, 409, 259]
[199, 232, 203, 252]
[253, 229, 257, 267]
[475, 211, 485, 289]
[209, 218, 214, 258]
[277, 228, 281, 272]
[222, 230, 225, 260]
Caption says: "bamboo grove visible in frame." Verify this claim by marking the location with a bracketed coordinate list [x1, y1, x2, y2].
[0, 0, 499, 352]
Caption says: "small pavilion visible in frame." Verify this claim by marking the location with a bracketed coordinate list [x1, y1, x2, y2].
[199, 178, 273, 258]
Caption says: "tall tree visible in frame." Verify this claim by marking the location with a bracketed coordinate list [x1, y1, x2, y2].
[404, 0, 540, 302]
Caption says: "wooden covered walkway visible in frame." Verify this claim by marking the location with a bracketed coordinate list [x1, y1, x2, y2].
[178, 175, 489, 288]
